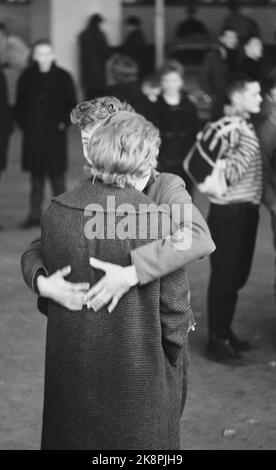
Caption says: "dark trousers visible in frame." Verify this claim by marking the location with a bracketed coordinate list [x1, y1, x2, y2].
[29, 173, 65, 221]
[207, 202, 259, 339]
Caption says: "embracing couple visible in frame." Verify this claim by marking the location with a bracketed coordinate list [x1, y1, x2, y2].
[21, 96, 215, 450]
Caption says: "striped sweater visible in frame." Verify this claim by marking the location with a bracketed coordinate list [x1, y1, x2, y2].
[209, 117, 262, 205]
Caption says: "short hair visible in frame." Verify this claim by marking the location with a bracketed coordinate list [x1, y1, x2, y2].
[226, 73, 259, 101]
[70, 96, 134, 130]
[159, 60, 185, 81]
[33, 39, 52, 49]
[109, 54, 139, 84]
[86, 111, 160, 188]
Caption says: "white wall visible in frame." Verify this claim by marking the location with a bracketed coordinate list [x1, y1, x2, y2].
[50, 0, 122, 98]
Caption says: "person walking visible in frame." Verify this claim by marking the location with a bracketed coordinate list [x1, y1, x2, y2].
[14, 40, 76, 228]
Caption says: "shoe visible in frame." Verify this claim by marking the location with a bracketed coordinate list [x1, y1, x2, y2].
[206, 337, 249, 366]
[20, 217, 40, 229]
[229, 331, 255, 352]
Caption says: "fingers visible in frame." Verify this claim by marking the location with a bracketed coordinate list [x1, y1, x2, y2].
[89, 257, 109, 272]
[84, 279, 105, 302]
[58, 265, 71, 278]
[71, 282, 90, 292]
[89, 291, 112, 312]
[108, 296, 119, 313]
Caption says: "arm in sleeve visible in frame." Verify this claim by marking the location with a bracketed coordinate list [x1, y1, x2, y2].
[160, 267, 193, 368]
[21, 237, 48, 292]
[131, 175, 215, 285]
[224, 126, 260, 185]
[62, 73, 77, 126]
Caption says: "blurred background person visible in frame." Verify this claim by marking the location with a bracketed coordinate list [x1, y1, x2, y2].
[0, 22, 30, 104]
[238, 35, 274, 88]
[79, 13, 110, 100]
[222, 0, 260, 45]
[14, 39, 76, 229]
[107, 53, 149, 116]
[141, 72, 161, 103]
[123, 15, 145, 77]
[149, 60, 199, 196]
[201, 26, 239, 120]
[175, 5, 209, 40]
[0, 67, 12, 230]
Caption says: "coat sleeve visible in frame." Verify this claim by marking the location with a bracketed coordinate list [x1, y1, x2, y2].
[160, 267, 193, 368]
[62, 72, 77, 126]
[14, 70, 30, 129]
[130, 174, 215, 285]
[21, 237, 48, 292]
[224, 125, 260, 185]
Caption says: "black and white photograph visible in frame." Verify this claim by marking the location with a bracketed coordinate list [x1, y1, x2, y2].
[0, 0, 276, 452]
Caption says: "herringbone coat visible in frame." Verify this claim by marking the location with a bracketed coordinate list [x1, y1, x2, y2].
[40, 179, 192, 450]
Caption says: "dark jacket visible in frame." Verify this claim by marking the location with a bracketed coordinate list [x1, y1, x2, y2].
[79, 25, 109, 92]
[14, 63, 76, 174]
[0, 69, 12, 172]
[123, 28, 145, 66]
[40, 179, 192, 450]
[148, 94, 198, 177]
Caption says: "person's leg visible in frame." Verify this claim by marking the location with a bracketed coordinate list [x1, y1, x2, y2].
[207, 204, 244, 340]
[228, 204, 259, 349]
[49, 173, 66, 197]
[21, 173, 44, 228]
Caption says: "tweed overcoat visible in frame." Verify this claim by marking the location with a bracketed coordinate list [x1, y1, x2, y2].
[14, 63, 76, 174]
[40, 179, 192, 450]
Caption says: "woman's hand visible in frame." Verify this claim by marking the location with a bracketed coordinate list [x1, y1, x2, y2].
[85, 258, 139, 313]
[37, 266, 90, 311]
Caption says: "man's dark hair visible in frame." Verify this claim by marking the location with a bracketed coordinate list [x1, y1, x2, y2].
[226, 73, 259, 101]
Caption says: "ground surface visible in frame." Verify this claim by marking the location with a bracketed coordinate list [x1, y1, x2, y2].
[0, 129, 276, 450]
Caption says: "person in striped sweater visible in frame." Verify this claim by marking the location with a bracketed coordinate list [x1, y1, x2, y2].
[207, 75, 263, 365]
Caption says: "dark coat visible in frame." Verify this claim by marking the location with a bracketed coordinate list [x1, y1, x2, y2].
[79, 25, 109, 92]
[40, 179, 191, 450]
[148, 94, 198, 178]
[14, 63, 76, 174]
[0, 70, 12, 172]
